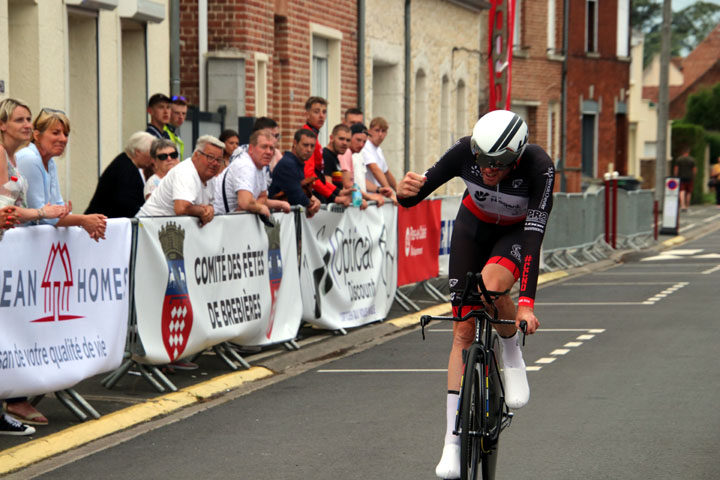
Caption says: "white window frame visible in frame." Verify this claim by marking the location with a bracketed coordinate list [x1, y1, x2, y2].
[255, 52, 268, 117]
[513, 0, 522, 51]
[310, 23, 342, 146]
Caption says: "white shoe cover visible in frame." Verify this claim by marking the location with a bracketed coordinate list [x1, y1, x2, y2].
[435, 443, 461, 479]
[503, 366, 530, 409]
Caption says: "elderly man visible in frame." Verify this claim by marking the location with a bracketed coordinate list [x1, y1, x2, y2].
[85, 131, 155, 217]
[137, 135, 223, 226]
[269, 129, 322, 216]
[214, 130, 290, 217]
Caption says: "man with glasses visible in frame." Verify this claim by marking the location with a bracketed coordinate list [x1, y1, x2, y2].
[214, 130, 290, 217]
[165, 95, 188, 159]
[137, 135, 223, 226]
[145, 93, 172, 140]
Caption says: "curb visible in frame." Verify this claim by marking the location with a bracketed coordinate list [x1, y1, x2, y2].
[0, 367, 273, 476]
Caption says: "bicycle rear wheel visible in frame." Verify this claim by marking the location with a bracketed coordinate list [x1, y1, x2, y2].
[460, 344, 482, 480]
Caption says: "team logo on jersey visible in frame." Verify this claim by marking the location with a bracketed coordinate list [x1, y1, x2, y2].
[471, 165, 481, 178]
[449, 278, 459, 288]
[473, 190, 490, 203]
[527, 209, 548, 225]
[512, 179, 523, 188]
[511, 244, 522, 262]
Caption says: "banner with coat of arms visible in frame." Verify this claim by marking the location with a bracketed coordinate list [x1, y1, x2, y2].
[299, 204, 398, 330]
[134, 215, 272, 364]
[0, 220, 131, 398]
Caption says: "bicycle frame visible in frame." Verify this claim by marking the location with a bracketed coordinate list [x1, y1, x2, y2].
[420, 272, 527, 479]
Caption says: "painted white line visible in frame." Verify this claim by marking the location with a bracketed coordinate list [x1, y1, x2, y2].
[551, 349, 570, 355]
[526, 366, 542, 372]
[642, 301, 655, 305]
[577, 334, 595, 340]
[540, 328, 604, 332]
[592, 272, 701, 275]
[317, 369, 447, 373]
[679, 223, 696, 233]
[536, 302, 647, 306]
[703, 213, 720, 223]
[562, 282, 678, 285]
[666, 249, 703, 255]
[696, 254, 720, 259]
[702, 265, 720, 275]
[588, 329, 606, 333]
[536, 357, 556, 364]
[564, 342, 583, 347]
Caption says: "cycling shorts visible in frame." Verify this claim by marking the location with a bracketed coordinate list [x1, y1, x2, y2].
[448, 204, 523, 308]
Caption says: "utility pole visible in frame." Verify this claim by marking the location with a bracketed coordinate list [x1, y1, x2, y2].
[654, 0, 672, 204]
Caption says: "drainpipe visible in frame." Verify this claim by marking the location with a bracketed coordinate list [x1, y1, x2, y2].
[404, 0, 411, 173]
[169, 0, 180, 96]
[559, 0, 569, 192]
[358, 0, 365, 111]
[199, 0, 207, 110]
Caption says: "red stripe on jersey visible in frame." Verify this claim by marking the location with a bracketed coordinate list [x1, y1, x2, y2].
[462, 195, 523, 226]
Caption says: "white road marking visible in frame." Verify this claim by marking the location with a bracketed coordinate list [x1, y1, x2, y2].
[317, 369, 447, 373]
[564, 342, 583, 347]
[577, 334, 595, 340]
[702, 265, 720, 275]
[679, 223, 696, 233]
[536, 357, 556, 364]
[641, 282, 688, 304]
[665, 249, 703, 255]
[696, 254, 720, 259]
[526, 366, 542, 372]
[592, 272, 701, 275]
[536, 302, 647, 306]
[551, 349, 570, 355]
[703, 213, 720, 223]
[562, 282, 678, 285]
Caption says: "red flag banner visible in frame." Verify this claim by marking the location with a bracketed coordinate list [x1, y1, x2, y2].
[397, 199, 441, 286]
[488, 0, 515, 111]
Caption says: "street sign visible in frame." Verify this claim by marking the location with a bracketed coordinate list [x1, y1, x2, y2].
[660, 177, 680, 235]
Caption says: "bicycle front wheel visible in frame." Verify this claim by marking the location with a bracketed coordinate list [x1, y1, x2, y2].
[480, 333, 503, 479]
[460, 344, 482, 480]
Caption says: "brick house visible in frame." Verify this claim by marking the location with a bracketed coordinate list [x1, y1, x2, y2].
[564, 0, 631, 192]
[511, 0, 564, 172]
[179, 0, 358, 149]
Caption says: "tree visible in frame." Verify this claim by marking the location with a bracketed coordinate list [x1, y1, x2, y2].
[683, 83, 720, 131]
[631, 0, 720, 67]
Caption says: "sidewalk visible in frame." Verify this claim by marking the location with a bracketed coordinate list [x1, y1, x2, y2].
[2, 204, 719, 475]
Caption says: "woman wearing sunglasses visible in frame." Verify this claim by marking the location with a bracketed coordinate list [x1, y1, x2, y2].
[16, 108, 107, 241]
[144, 138, 180, 199]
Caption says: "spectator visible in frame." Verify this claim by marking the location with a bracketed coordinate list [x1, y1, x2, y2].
[322, 124, 367, 209]
[673, 149, 696, 212]
[338, 108, 364, 174]
[17, 108, 107, 240]
[363, 117, 397, 198]
[137, 135, 222, 226]
[230, 117, 281, 168]
[164, 95, 187, 158]
[343, 107, 364, 128]
[269, 128, 322, 217]
[143, 138, 180, 200]
[146, 93, 171, 140]
[214, 130, 290, 216]
[85, 131, 154, 218]
[1, 98, 68, 435]
[710, 158, 720, 207]
[347, 123, 386, 206]
[219, 129, 240, 168]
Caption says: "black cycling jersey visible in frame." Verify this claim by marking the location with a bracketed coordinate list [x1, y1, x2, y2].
[397, 137, 555, 308]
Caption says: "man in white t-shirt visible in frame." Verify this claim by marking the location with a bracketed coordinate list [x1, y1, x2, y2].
[362, 117, 397, 200]
[136, 135, 222, 226]
[214, 130, 290, 217]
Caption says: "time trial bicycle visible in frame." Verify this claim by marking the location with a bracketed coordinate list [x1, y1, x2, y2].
[420, 272, 527, 480]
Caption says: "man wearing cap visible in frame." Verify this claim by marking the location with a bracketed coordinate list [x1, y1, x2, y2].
[146, 93, 172, 140]
[165, 95, 187, 159]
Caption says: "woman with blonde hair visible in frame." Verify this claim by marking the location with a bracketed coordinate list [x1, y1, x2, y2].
[0, 98, 68, 436]
[17, 108, 107, 240]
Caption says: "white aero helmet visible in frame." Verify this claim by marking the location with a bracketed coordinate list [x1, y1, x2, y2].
[470, 110, 528, 169]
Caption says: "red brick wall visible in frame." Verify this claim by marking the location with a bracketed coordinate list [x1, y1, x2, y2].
[511, 0, 563, 187]
[564, 0, 629, 192]
[179, 1, 358, 151]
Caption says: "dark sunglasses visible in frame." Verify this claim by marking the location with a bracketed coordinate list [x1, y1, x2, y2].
[156, 151, 179, 161]
[171, 95, 187, 102]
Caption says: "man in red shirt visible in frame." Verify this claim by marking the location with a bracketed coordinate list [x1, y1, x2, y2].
[302, 96, 351, 205]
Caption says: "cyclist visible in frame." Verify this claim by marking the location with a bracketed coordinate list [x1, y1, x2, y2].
[397, 110, 554, 479]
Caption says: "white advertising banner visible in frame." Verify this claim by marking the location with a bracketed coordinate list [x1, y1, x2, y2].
[239, 211, 302, 346]
[439, 195, 461, 276]
[0, 220, 131, 398]
[134, 214, 271, 364]
[299, 205, 398, 330]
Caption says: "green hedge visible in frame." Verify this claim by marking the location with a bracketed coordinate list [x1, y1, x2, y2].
[671, 123, 706, 204]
